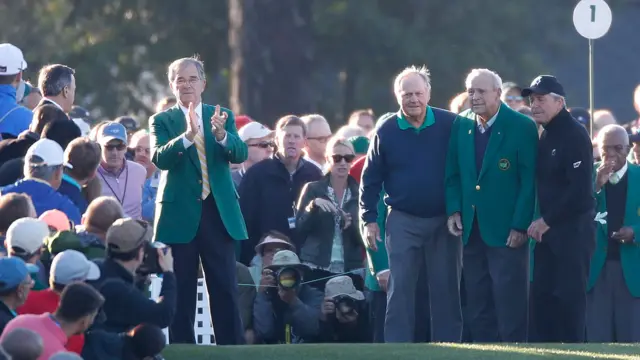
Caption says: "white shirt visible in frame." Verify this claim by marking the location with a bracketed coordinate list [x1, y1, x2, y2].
[179, 102, 228, 148]
[476, 107, 500, 134]
[304, 155, 330, 174]
[609, 162, 628, 184]
[43, 98, 64, 111]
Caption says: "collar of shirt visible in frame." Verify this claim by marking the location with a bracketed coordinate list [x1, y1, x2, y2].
[0, 300, 16, 317]
[99, 160, 127, 178]
[62, 173, 82, 190]
[25, 177, 53, 188]
[303, 155, 328, 173]
[611, 162, 628, 182]
[396, 106, 435, 132]
[44, 98, 64, 111]
[477, 107, 500, 134]
[179, 102, 203, 132]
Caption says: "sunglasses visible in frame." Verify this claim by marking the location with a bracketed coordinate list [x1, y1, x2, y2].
[248, 142, 275, 149]
[506, 95, 524, 101]
[104, 144, 127, 151]
[331, 154, 356, 163]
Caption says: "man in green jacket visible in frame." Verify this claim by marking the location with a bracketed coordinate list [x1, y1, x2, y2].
[587, 125, 640, 342]
[149, 57, 248, 345]
[445, 69, 538, 342]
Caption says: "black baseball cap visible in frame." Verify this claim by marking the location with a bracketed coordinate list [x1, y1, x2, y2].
[569, 107, 591, 127]
[114, 116, 139, 132]
[521, 75, 566, 97]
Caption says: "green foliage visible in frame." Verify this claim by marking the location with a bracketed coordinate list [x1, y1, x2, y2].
[0, 0, 604, 126]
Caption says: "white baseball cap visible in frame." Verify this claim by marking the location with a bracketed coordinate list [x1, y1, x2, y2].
[50, 250, 101, 285]
[0, 43, 27, 76]
[71, 118, 91, 136]
[6, 218, 50, 254]
[25, 139, 72, 168]
[238, 122, 273, 142]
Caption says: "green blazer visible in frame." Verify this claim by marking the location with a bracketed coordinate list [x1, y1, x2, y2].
[149, 104, 248, 244]
[587, 163, 640, 297]
[364, 191, 389, 291]
[445, 103, 538, 247]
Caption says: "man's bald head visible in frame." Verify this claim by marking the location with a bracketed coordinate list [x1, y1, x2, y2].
[597, 124, 629, 147]
[83, 196, 125, 235]
[1, 328, 43, 360]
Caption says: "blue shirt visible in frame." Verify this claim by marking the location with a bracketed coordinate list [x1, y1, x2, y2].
[0, 85, 33, 138]
[141, 170, 159, 222]
[0, 178, 82, 224]
[58, 174, 89, 215]
[360, 107, 456, 223]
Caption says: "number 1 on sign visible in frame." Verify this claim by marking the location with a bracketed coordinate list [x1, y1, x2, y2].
[590, 5, 596, 22]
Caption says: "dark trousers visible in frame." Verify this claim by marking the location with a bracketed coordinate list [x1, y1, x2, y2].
[463, 219, 529, 342]
[586, 259, 640, 342]
[370, 291, 387, 343]
[531, 214, 595, 343]
[168, 195, 244, 345]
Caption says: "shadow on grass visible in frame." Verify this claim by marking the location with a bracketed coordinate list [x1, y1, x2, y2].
[163, 343, 640, 360]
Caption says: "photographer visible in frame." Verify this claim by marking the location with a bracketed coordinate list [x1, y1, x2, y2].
[253, 250, 323, 344]
[318, 276, 371, 343]
[95, 218, 177, 333]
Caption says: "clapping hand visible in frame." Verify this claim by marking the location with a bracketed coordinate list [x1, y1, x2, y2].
[210, 105, 227, 141]
[185, 102, 199, 142]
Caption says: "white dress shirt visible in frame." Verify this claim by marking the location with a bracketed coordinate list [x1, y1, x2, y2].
[609, 162, 628, 184]
[179, 102, 228, 148]
[476, 107, 500, 134]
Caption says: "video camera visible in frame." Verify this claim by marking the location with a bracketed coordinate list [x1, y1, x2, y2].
[137, 242, 168, 276]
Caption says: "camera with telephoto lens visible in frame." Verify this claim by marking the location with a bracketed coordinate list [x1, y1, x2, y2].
[334, 295, 357, 315]
[267, 266, 302, 298]
[137, 242, 168, 276]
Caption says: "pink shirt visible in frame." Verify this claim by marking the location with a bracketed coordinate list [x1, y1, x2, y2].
[0, 313, 68, 360]
[97, 160, 146, 219]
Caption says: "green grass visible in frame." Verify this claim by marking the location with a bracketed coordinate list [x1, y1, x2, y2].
[163, 343, 640, 360]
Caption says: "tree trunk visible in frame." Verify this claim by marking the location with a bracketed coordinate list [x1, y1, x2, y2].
[228, 0, 314, 127]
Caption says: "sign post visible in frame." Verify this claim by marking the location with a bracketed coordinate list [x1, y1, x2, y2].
[573, 0, 612, 137]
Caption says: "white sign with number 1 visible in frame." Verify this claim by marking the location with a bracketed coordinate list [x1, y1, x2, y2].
[573, 0, 613, 40]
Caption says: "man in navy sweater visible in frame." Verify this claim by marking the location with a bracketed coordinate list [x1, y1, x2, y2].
[360, 65, 462, 343]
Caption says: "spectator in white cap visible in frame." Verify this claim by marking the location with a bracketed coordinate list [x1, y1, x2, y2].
[318, 275, 370, 343]
[5, 217, 50, 290]
[0, 138, 82, 224]
[232, 121, 274, 188]
[18, 250, 100, 355]
[0, 43, 33, 140]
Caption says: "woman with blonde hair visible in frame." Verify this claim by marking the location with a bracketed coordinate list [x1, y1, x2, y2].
[295, 136, 364, 290]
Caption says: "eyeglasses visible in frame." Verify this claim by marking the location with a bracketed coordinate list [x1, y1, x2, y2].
[175, 78, 201, 87]
[105, 144, 127, 151]
[331, 154, 356, 163]
[248, 142, 275, 149]
[308, 136, 332, 143]
[505, 95, 524, 101]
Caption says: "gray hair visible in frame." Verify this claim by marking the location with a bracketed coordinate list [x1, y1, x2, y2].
[24, 155, 61, 182]
[167, 57, 206, 83]
[597, 124, 629, 146]
[38, 64, 75, 97]
[465, 68, 503, 90]
[300, 114, 329, 129]
[393, 65, 431, 95]
[549, 92, 566, 107]
[335, 125, 366, 139]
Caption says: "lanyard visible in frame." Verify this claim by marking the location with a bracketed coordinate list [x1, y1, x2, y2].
[99, 163, 129, 205]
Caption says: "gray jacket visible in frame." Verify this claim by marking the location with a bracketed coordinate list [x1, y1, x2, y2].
[253, 284, 323, 344]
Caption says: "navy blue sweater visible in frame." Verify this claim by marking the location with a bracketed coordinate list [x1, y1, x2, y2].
[360, 108, 455, 224]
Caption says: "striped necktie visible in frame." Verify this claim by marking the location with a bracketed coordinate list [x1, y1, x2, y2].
[193, 124, 210, 199]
